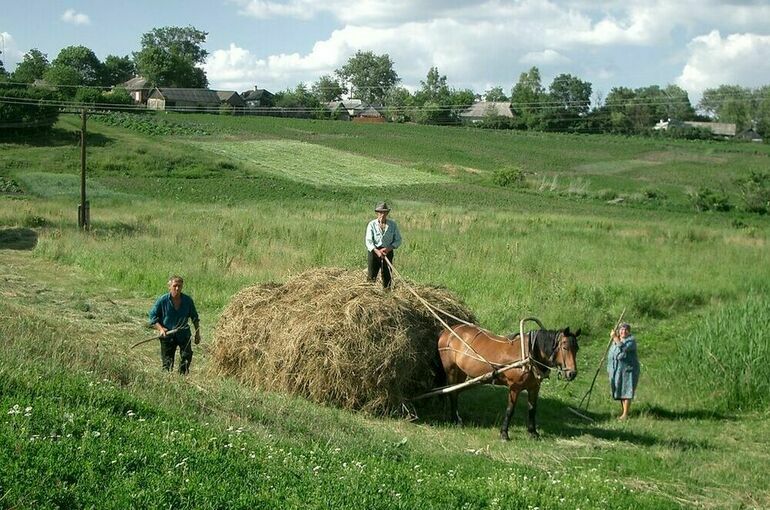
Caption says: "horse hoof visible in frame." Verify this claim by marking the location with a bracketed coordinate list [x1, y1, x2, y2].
[500, 432, 510, 441]
[529, 431, 540, 440]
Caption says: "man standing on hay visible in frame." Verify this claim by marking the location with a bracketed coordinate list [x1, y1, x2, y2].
[149, 275, 201, 375]
[365, 202, 402, 289]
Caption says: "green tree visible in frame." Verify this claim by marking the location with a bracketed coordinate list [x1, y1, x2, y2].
[134, 26, 208, 88]
[383, 86, 414, 122]
[42, 64, 82, 95]
[510, 66, 546, 130]
[311, 74, 344, 102]
[484, 86, 508, 102]
[48, 45, 103, 86]
[699, 85, 753, 130]
[754, 86, 770, 138]
[335, 51, 399, 104]
[413, 67, 452, 125]
[543, 73, 592, 132]
[11, 49, 49, 83]
[0, 57, 7, 80]
[102, 55, 135, 86]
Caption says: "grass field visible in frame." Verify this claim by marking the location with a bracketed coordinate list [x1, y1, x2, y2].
[1, 112, 769, 508]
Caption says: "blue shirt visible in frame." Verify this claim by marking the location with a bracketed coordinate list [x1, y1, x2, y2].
[365, 219, 402, 252]
[149, 293, 199, 339]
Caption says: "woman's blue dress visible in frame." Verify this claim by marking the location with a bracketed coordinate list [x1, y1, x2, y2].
[607, 335, 640, 400]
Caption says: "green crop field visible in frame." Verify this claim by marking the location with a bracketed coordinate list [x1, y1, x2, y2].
[1, 112, 769, 509]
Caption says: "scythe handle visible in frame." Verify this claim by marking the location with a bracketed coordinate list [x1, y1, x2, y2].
[130, 327, 182, 349]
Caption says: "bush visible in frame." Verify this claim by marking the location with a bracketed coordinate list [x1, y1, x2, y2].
[492, 166, 526, 188]
[0, 84, 60, 133]
[690, 187, 733, 212]
[736, 171, 770, 214]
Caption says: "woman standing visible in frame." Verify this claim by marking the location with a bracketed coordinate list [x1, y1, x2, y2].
[364, 202, 402, 289]
[607, 322, 640, 419]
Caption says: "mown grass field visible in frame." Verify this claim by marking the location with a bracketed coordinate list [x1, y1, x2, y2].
[1, 112, 769, 509]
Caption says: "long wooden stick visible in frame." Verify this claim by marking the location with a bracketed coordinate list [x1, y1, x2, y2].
[577, 308, 626, 411]
[130, 327, 183, 349]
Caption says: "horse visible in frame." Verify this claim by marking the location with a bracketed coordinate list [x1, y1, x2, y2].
[437, 324, 580, 440]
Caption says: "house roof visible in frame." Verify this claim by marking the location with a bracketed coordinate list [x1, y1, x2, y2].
[461, 101, 514, 118]
[359, 106, 383, 118]
[241, 88, 273, 101]
[216, 90, 238, 101]
[148, 88, 221, 104]
[683, 121, 736, 136]
[122, 76, 149, 90]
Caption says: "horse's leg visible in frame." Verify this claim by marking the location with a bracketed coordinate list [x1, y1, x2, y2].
[500, 388, 520, 441]
[526, 385, 541, 439]
[449, 390, 463, 427]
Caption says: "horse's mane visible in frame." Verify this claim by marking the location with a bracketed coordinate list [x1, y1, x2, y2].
[530, 329, 560, 363]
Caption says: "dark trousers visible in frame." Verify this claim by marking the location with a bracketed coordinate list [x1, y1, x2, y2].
[160, 335, 193, 374]
[367, 249, 395, 288]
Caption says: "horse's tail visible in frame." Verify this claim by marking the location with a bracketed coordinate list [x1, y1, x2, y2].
[433, 330, 450, 388]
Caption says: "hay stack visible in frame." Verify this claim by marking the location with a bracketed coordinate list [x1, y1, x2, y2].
[212, 268, 475, 414]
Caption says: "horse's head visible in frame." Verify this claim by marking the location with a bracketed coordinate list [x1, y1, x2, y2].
[554, 327, 580, 381]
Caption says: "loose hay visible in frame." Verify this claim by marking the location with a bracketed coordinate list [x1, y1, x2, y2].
[212, 267, 476, 415]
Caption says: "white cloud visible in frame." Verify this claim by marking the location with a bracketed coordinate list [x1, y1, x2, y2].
[211, 0, 770, 94]
[519, 49, 570, 65]
[0, 32, 24, 70]
[61, 9, 91, 26]
[676, 30, 770, 96]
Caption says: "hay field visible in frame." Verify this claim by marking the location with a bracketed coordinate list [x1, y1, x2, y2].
[1, 113, 770, 508]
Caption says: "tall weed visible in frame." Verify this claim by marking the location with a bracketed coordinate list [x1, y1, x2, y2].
[664, 295, 770, 411]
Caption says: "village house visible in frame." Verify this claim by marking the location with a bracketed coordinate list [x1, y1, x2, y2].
[460, 101, 514, 123]
[654, 119, 737, 138]
[120, 76, 150, 104]
[216, 90, 246, 110]
[241, 87, 274, 107]
[146, 88, 221, 112]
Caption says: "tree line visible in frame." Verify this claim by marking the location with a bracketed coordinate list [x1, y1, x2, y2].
[1, 25, 769, 138]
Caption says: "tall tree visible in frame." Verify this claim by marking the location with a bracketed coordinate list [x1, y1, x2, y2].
[383, 86, 414, 122]
[543, 73, 592, 132]
[134, 26, 208, 88]
[754, 86, 770, 137]
[414, 67, 452, 125]
[335, 51, 399, 104]
[102, 55, 136, 86]
[11, 49, 49, 83]
[699, 85, 753, 130]
[46, 45, 103, 87]
[311, 74, 344, 102]
[510, 66, 546, 129]
[484, 86, 508, 102]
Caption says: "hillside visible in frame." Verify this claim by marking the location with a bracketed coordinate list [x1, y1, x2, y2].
[1, 113, 769, 508]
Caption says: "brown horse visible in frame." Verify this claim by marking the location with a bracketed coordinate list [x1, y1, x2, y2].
[438, 324, 580, 440]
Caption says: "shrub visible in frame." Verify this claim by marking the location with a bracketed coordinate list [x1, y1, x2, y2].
[690, 187, 733, 212]
[492, 166, 526, 188]
[0, 84, 60, 133]
[736, 171, 770, 214]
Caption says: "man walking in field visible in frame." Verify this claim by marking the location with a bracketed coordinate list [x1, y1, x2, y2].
[149, 275, 201, 375]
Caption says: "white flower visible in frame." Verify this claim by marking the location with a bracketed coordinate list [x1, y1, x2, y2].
[8, 405, 21, 415]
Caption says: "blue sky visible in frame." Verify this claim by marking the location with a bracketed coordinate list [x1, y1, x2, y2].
[3, 0, 770, 102]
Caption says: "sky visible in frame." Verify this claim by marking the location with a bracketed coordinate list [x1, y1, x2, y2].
[2, 0, 770, 102]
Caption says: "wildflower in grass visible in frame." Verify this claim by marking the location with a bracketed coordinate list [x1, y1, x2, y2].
[126, 410, 136, 418]
[8, 404, 21, 415]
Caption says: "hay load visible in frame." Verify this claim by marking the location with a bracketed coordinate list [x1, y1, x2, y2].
[212, 267, 476, 414]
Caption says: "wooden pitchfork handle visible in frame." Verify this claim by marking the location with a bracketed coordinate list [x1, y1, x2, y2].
[130, 327, 183, 349]
[578, 307, 626, 411]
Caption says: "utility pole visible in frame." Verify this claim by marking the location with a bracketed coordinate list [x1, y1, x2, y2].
[78, 108, 89, 230]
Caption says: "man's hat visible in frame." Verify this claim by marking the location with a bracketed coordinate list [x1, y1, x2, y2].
[374, 202, 391, 212]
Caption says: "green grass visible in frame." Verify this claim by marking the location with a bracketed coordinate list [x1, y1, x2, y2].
[1, 113, 770, 508]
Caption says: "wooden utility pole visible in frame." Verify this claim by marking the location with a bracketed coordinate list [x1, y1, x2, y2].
[78, 108, 89, 230]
